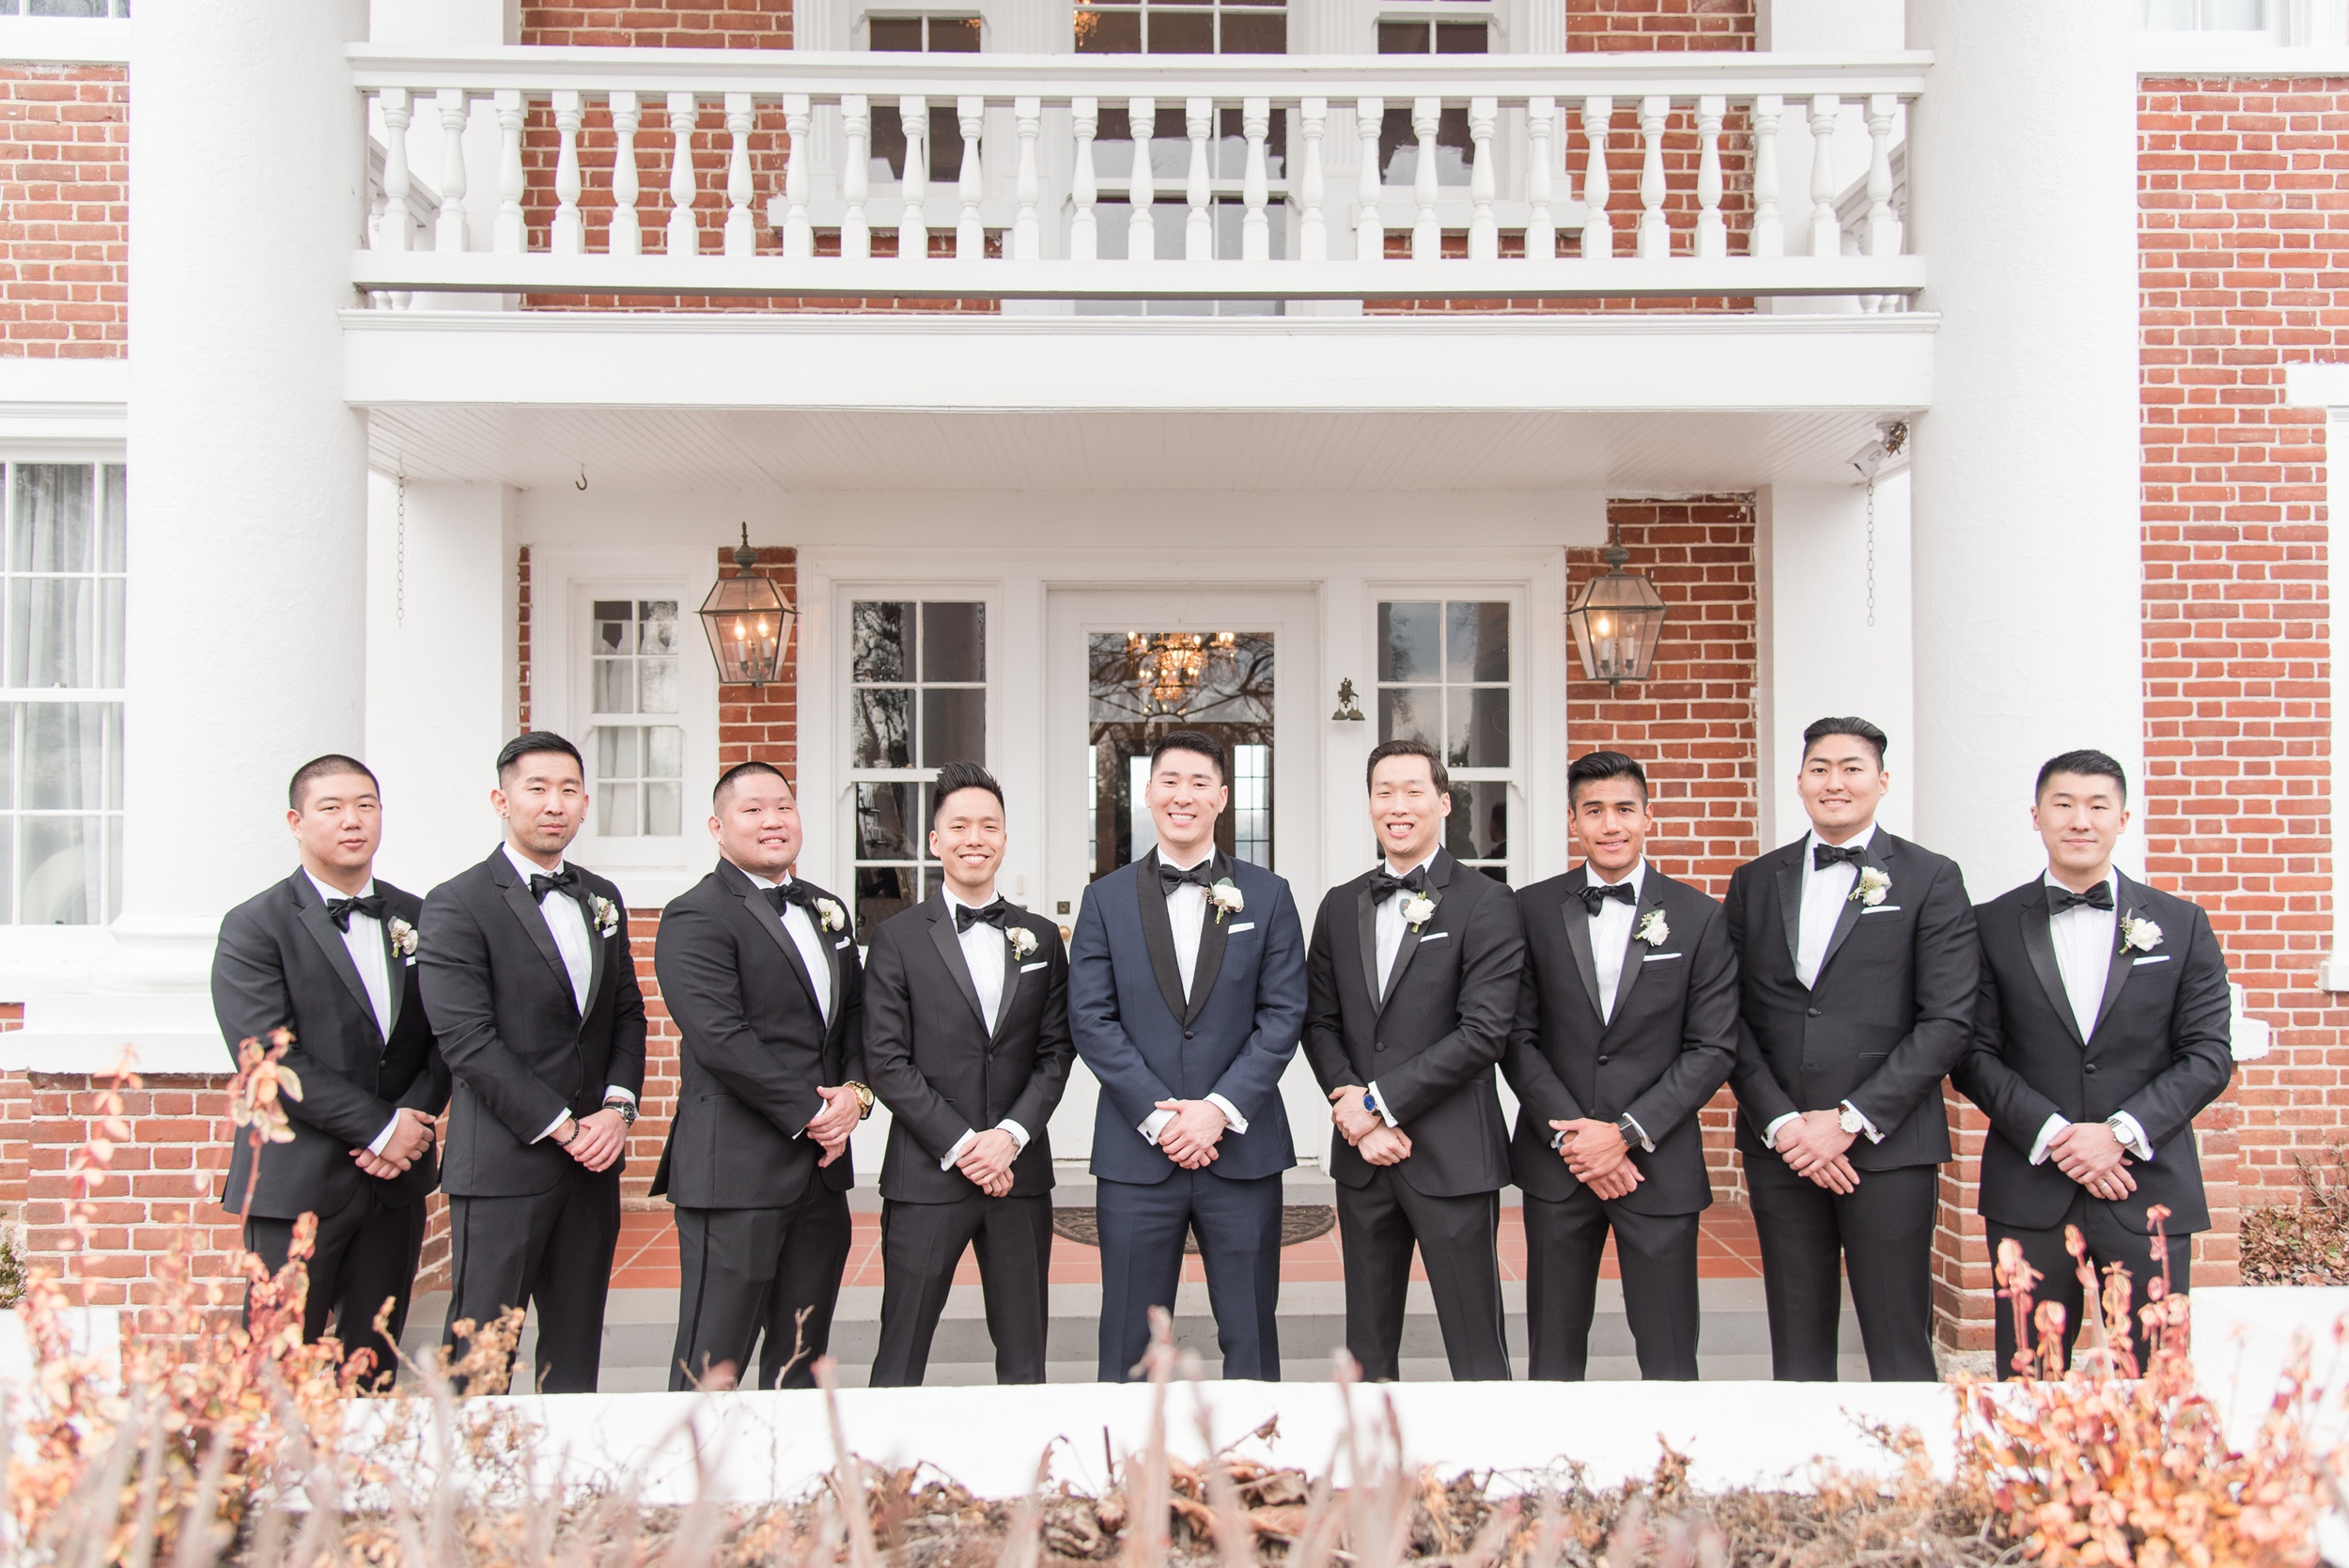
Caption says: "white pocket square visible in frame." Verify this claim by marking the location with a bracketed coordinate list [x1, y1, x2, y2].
[1226, 922, 1255, 934]
[2133, 954, 2172, 966]
[1641, 952, 1682, 962]
[1415, 930, 1450, 944]
[833, 938, 853, 951]
[1019, 961, 1048, 972]
[403, 955, 418, 967]
[1861, 905, 1903, 914]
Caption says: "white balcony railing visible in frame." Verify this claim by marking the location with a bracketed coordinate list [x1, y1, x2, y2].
[351, 48, 1926, 304]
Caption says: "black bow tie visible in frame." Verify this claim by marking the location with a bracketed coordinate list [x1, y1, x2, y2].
[323, 893, 385, 932]
[1578, 879, 1638, 916]
[2051, 882, 2115, 913]
[765, 880, 817, 917]
[955, 898, 1011, 934]
[1812, 842, 1868, 871]
[527, 866, 579, 902]
[1159, 860, 1216, 895]
[1370, 865, 1431, 904]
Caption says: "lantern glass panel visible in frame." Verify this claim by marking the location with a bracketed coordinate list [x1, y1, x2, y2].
[696, 570, 794, 688]
[1567, 567, 1668, 685]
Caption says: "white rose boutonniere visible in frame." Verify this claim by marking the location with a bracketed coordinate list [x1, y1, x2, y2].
[1635, 908, 1670, 947]
[2121, 913, 2163, 954]
[591, 896, 622, 938]
[386, 916, 419, 958]
[1209, 878, 1245, 924]
[1402, 893, 1439, 932]
[1850, 867, 1891, 907]
[1007, 925, 1039, 961]
[815, 896, 848, 934]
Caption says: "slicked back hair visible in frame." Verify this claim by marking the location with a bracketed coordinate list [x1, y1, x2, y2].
[714, 759, 791, 805]
[288, 754, 379, 811]
[496, 730, 585, 783]
[1567, 750, 1647, 807]
[1801, 715, 1890, 769]
[1149, 728, 1227, 784]
[931, 759, 1005, 823]
[2036, 748, 2128, 803]
[1365, 737, 1448, 795]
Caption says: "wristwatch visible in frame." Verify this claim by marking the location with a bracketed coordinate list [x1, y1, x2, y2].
[1838, 1104, 1867, 1137]
[1361, 1087, 1381, 1119]
[1615, 1113, 1641, 1149]
[847, 1080, 876, 1120]
[603, 1096, 637, 1127]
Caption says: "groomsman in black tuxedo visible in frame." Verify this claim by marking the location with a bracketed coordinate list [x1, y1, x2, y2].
[1067, 729, 1308, 1381]
[1725, 716, 1978, 1381]
[1503, 751, 1739, 1380]
[862, 762, 1075, 1386]
[1955, 750, 2232, 1374]
[651, 760, 868, 1390]
[213, 755, 447, 1390]
[421, 732, 647, 1394]
[1305, 738, 1523, 1381]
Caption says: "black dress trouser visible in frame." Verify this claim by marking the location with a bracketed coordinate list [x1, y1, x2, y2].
[243, 1181, 426, 1392]
[1335, 1169, 1510, 1381]
[669, 1185, 853, 1390]
[1988, 1190, 2194, 1377]
[1745, 1153, 1940, 1381]
[871, 1191, 1053, 1387]
[445, 1162, 622, 1394]
[1521, 1186, 1700, 1380]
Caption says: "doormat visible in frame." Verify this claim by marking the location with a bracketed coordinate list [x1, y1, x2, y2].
[1051, 1204, 1336, 1252]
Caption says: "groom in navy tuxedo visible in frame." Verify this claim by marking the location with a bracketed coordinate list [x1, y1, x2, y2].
[1067, 728, 1307, 1381]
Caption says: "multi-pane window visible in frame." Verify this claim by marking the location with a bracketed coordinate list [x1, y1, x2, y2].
[0, 1, 132, 15]
[1377, 18, 1484, 187]
[589, 598, 683, 838]
[849, 600, 987, 931]
[2141, 0, 2267, 27]
[0, 462, 125, 924]
[867, 13, 981, 188]
[1376, 600, 1510, 880]
[1076, 0, 1286, 54]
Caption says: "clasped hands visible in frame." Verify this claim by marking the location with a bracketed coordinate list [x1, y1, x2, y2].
[1774, 1108, 1861, 1193]
[1548, 1117, 1641, 1199]
[1155, 1098, 1230, 1169]
[804, 1083, 863, 1167]
[956, 1127, 1019, 1197]
[349, 1106, 438, 1180]
[1329, 1086, 1412, 1167]
[2047, 1120, 2137, 1203]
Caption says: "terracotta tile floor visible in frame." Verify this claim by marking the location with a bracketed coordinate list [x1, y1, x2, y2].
[608, 1201, 1766, 1291]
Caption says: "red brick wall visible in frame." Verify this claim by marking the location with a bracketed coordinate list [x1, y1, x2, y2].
[1567, 0, 1754, 52]
[1568, 497, 1761, 1202]
[0, 65, 126, 358]
[522, 1, 791, 48]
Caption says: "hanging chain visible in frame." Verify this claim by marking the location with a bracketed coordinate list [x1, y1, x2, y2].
[396, 463, 408, 629]
[1864, 469, 1876, 629]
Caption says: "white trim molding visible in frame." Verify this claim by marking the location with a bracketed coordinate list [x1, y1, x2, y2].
[0, 17, 130, 67]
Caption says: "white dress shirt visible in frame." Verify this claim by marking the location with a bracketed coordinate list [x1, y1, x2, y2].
[1548, 859, 1654, 1153]
[1363, 848, 1441, 1130]
[1765, 826, 1882, 1155]
[938, 886, 1034, 1172]
[506, 844, 636, 1145]
[739, 866, 833, 1024]
[1140, 846, 1250, 1146]
[306, 871, 403, 1157]
[2030, 871, 2153, 1166]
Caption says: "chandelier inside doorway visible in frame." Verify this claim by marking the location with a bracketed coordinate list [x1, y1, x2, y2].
[1125, 630, 1237, 715]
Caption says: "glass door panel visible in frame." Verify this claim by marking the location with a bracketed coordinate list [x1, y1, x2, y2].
[1084, 629, 1274, 877]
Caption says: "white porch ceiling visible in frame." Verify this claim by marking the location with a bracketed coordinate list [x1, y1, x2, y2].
[363, 406, 1894, 492]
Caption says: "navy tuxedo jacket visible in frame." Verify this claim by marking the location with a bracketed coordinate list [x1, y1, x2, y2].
[1066, 851, 1306, 1185]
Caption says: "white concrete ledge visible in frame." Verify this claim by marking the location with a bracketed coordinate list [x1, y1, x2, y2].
[0, 18, 128, 67]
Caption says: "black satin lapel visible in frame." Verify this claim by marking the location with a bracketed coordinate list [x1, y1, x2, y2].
[2093, 882, 2139, 1041]
[737, 876, 821, 1013]
[928, 905, 988, 1030]
[1562, 876, 1605, 1025]
[498, 877, 578, 1011]
[2020, 888, 2082, 1046]
[297, 891, 381, 1036]
[1812, 843, 1875, 982]
[1357, 883, 1382, 1012]
[1381, 921, 1424, 1009]
[991, 929, 1023, 1044]
[382, 921, 407, 1041]
[1609, 886, 1661, 1024]
[1188, 863, 1231, 1023]
[1134, 854, 1190, 1024]
[1776, 851, 1803, 977]
[577, 891, 610, 1026]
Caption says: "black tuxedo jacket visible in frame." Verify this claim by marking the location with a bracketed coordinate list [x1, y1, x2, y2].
[419, 846, 648, 1198]
[1302, 849, 1525, 1198]
[1501, 865, 1739, 1215]
[1954, 872, 2233, 1234]
[1724, 831, 1978, 1170]
[861, 893, 1075, 1203]
[213, 870, 448, 1219]
[649, 860, 865, 1209]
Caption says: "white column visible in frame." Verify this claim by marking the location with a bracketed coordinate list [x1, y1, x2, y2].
[123, 1, 368, 984]
[1905, 0, 2142, 893]
[365, 478, 519, 895]
[1755, 479, 1915, 849]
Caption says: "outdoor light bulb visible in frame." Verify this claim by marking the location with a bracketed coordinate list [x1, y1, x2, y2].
[1594, 614, 1612, 638]
[734, 621, 747, 640]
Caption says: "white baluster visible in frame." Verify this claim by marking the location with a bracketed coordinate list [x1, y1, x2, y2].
[1128, 97, 1157, 263]
[374, 88, 412, 252]
[1750, 93, 1782, 258]
[782, 94, 813, 258]
[898, 95, 929, 261]
[434, 88, 468, 253]
[1865, 92, 1899, 256]
[1636, 94, 1668, 260]
[841, 94, 872, 260]
[1579, 95, 1612, 261]
[551, 89, 584, 255]
[609, 90, 642, 256]
[1524, 96, 1556, 262]
[493, 90, 525, 254]
[668, 91, 701, 258]
[1070, 97, 1098, 262]
[1013, 96, 1041, 261]
[1410, 98, 1439, 260]
[724, 92, 755, 258]
[1298, 96, 1327, 262]
[1809, 94, 1842, 257]
[1695, 94, 1725, 259]
[1241, 97, 1269, 262]
[1184, 97, 1211, 262]
[957, 97, 985, 259]
[1355, 97, 1384, 262]
[1467, 96, 1497, 261]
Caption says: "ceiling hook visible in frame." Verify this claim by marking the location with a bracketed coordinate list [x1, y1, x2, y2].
[575, 464, 589, 491]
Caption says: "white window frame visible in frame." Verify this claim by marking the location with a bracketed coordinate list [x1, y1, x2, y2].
[2139, 0, 2293, 40]
[1363, 585, 1529, 887]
